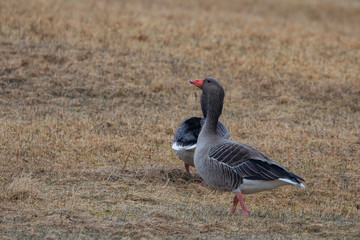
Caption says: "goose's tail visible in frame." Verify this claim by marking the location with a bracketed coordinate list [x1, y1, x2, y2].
[280, 172, 305, 188]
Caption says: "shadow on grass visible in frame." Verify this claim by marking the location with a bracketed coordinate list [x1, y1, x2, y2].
[68, 165, 203, 186]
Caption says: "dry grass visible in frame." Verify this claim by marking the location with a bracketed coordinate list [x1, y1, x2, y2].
[1, 0, 360, 239]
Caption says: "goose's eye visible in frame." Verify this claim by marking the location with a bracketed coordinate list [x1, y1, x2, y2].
[207, 80, 211, 83]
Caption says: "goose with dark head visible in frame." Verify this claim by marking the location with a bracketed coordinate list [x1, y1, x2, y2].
[190, 77, 305, 215]
[172, 78, 229, 174]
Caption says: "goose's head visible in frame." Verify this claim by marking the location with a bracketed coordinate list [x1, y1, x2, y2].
[190, 77, 224, 97]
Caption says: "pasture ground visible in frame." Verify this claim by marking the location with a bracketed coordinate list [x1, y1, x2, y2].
[1, 0, 359, 239]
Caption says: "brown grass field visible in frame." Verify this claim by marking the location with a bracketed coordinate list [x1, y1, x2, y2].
[1, 0, 360, 239]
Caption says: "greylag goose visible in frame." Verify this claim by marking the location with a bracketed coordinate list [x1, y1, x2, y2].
[173, 92, 229, 174]
[190, 77, 305, 215]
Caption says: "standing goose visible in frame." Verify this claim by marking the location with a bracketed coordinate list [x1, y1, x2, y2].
[190, 77, 305, 215]
[173, 92, 229, 174]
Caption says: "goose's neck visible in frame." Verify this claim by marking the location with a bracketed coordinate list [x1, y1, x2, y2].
[200, 93, 207, 118]
[202, 91, 224, 136]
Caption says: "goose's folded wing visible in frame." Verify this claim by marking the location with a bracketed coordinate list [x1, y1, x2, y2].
[173, 117, 202, 146]
[208, 140, 293, 181]
[208, 140, 261, 166]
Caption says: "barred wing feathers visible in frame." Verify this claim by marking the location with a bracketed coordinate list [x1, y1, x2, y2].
[208, 140, 304, 184]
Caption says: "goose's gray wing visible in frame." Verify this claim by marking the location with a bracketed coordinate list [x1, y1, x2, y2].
[173, 117, 202, 147]
[208, 140, 304, 183]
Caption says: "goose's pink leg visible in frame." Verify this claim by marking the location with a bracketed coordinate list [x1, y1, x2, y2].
[200, 181, 207, 186]
[184, 163, 193, 175]
[231, 192, 251, 216]
[183, 163, 207, 185]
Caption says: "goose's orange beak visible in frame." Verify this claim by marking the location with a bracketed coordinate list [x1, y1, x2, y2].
[189, 79, 204, 89]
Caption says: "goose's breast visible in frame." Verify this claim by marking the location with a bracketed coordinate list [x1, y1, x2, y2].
[194, 155, 234, 191]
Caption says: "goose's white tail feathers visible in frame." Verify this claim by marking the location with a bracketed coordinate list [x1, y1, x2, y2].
[172, 142, 197, 151]
[279, 178, 306, 188]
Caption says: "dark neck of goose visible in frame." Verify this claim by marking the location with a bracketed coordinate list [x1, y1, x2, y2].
[200, 93, 208, 118]
[203, 91, 224, 135]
